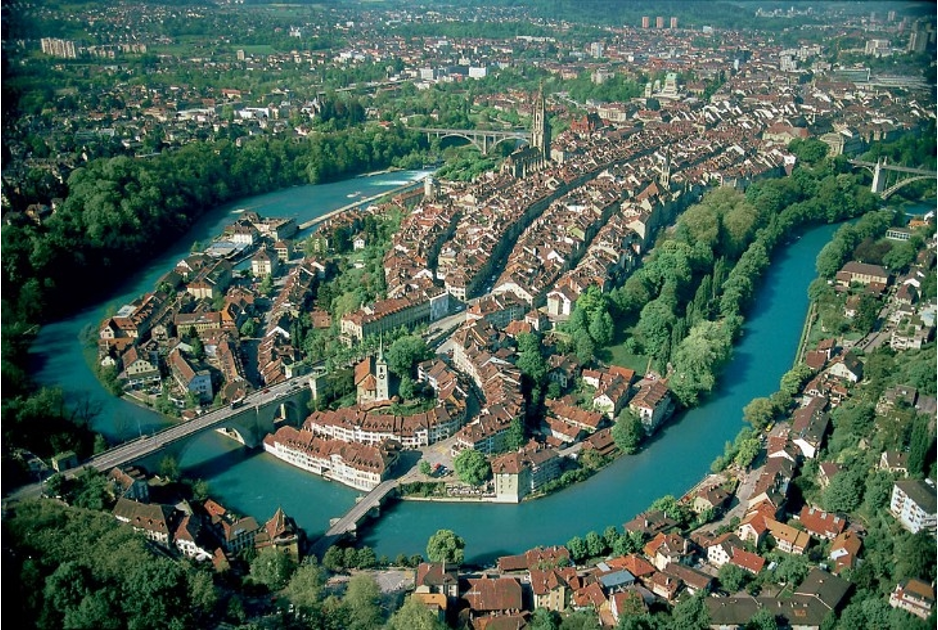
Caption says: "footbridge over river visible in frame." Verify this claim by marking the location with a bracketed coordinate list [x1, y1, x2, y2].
[70, 375, 316, 476]
[308, 465, 420, 560]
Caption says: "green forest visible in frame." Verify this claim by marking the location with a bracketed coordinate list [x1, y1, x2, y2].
[1, 124, 428, 475]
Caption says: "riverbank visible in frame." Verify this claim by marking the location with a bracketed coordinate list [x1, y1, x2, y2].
[297, 178, 424, 230]
[794, 301, 818, 366]
[355, 167, 403, 178]
[26, 176, 873, 564]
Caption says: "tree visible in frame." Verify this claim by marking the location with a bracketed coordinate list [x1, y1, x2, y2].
[516, 332, 548, 384]
[618, 613, 660, 630]
[822, 469, 864, 513]
[71, 467, 110, 510]
[239, 318, 257, 338]
[588, 309, 615, 347]
[284, 557, 326, 610]
[386, 335, 430, 377]
[419, 460, 432, 476]
[343, 574, 384, 630]
[356, 546, 377, 569]
[453, 448, 491, 487]
[743, 397, 777, 430]
[816, 238, 851, 278]
[907, 415, 934, 478]
[387, 594, 448, 630]
[779, 364, 814, 397]
[567, 536, 587, 563]
[649, 495, 692, 527]
[746, 608, 778, 630]
[612, 409, 644, 454]
[772, 554, 809, 586]
[192, 337, 205, 361]
[426, 529, 465, 565]
[719, 563, 751, 593]
[122, 559, 192, 630]
[852, 294, 880, 332]
[506, 416, 526, 451]
[559, 608, 600, 630]
[789, 138, 829, 165]
[529, 607, 561, 630]
[572, 328, 596, 364]
[44, 472, 68, 498]
[669, 592, 710, 630]
[670, 319, 733, 406]
[583, 530, 606, 559]
[882, 240, 916, 272]
[158, 455, 181, 482]
[896, 530, 938, 584]
[249, 548, 296, 591]
[322, 545, 345, 572]
[398, 374, 416, 401]
[733, 432, 762, 470]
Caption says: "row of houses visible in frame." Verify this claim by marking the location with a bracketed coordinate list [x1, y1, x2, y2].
[96, 215, 306, 405]
[106, 466, 302, 567]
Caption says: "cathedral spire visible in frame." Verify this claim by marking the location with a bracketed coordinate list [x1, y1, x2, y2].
[532, 83, 551, 161]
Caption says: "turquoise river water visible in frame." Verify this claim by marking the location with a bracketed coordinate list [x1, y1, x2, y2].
[28, 169, 931, 565]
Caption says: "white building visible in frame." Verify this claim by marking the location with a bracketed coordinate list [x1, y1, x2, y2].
[889, 478, 937, 534]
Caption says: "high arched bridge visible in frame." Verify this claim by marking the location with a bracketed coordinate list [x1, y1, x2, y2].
[849, 158, 937, 200]
[414, 126, 531, 155]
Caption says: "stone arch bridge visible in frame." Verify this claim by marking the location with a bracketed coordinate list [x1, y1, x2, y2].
[414, 127, 531, 155]
[73, 375, 317, 476]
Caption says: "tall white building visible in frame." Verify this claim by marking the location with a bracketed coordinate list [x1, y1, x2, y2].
[890, 479, 937, 534]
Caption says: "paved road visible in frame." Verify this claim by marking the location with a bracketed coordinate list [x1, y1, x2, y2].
[4, 375, 314, 503]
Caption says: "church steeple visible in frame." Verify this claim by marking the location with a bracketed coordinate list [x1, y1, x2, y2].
[532, 84, 551, 161]
[660, 149, 671, 188]
[375, 341, 389, 402]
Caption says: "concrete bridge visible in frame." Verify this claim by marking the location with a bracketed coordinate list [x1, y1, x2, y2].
[849, 158, 937, 199]
[307, 478, 400, 559]
[307, 456, 422, 559]
[75, 375, 315, 475]
[414, 127, 531, 155]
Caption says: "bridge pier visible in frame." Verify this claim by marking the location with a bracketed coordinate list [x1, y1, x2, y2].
[872, 158, 886, 194]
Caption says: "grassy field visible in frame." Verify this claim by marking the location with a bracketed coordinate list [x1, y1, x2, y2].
[600, 341, 651, 374]
[232, 45, 277, 55]
[597, 320, 651, 374]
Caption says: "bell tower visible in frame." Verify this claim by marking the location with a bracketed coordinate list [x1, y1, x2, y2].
[375, 346, 389, 401]
[532, 85, 551, 161]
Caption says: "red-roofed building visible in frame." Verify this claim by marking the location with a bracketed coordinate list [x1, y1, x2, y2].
[829, 531, 862, 574]
[730, 547, 765, 575]
[799, 506, 846, 541]
[463, 577, 523, 616]
[889, 579, 935, 620]
[629, 379, 673, 433]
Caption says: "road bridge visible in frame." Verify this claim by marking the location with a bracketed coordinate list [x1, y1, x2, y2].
[414, 127, 531, 155]
[849, 158, 937, 199]
[68, 374, 316, 477]
[307, 459, 423, 559]
[307, 478, 400, 559]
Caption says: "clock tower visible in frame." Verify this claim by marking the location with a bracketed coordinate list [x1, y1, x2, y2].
[376, 349, 389, 402]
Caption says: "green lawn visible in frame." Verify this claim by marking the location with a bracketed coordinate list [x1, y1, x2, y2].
[232, 45, 277, 55]
[600, 339, 650, 374]
[598, 320, 651, 374]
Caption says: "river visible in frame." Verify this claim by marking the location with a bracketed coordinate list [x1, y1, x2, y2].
[27, 171, 932, 565]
